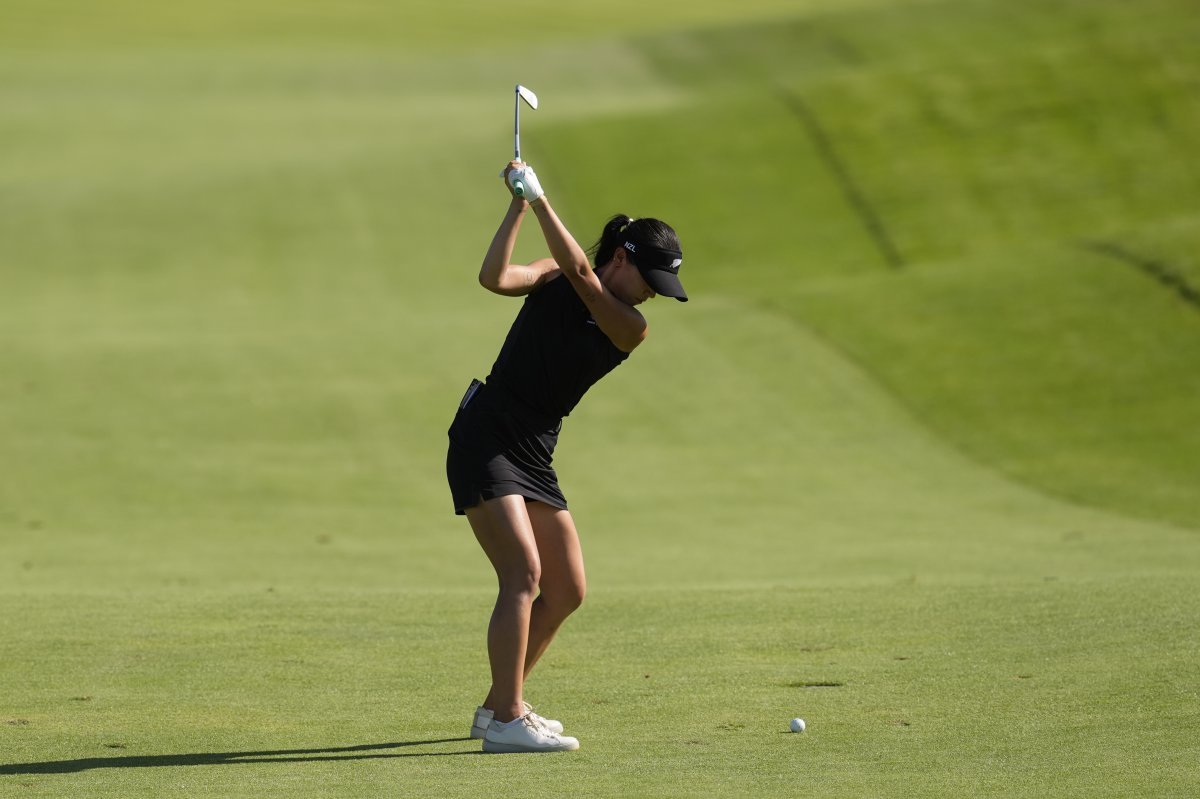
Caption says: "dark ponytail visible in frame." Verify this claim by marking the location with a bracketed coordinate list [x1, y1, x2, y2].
[588, 214, 635, 267]
[588, 214, 681, 268]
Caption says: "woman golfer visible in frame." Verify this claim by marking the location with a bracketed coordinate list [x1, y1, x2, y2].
[447, 160, 686, 753]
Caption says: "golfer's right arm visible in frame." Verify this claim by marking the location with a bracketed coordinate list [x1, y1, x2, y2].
[478, 178, 559, 296]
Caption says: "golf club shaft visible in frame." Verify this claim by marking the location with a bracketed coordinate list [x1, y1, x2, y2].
[513, 92, 525, 196]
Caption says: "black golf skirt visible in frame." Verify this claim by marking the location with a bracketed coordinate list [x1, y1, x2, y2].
[446, 379, 567, 516]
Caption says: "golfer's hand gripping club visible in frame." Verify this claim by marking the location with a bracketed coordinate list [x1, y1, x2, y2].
[508, 163, 538, 200]
[502, 161, 544, 203]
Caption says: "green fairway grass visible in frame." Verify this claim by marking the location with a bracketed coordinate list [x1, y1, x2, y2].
[4, 582, 1198, 796]
[3, 0, 1199, 796]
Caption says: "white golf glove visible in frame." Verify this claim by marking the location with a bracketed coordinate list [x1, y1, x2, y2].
[505, 164, 544, 202]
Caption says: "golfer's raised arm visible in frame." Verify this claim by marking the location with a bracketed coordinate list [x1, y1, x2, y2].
[528, 197, 649, 353]
[479, 166, 560, 296]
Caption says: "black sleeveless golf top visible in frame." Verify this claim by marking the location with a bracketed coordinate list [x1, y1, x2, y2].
[485, 273, 630, 426]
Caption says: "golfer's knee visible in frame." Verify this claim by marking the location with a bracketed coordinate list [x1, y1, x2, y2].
[499, 562, 541, 600]
[546, 581, 585, 620]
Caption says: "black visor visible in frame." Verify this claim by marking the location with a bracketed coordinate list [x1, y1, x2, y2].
[623, 240, 688, 302]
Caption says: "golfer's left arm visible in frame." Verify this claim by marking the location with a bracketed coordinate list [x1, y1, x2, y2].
[528, 197, 648, 353]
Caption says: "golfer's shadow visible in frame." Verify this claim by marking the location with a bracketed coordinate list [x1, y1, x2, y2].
[0, 738, 480, 775]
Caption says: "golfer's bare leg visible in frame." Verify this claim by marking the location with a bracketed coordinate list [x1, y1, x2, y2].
[477, 503, 586, 711]
[466, 495, 541, 724]
[523, 503, 586, 677]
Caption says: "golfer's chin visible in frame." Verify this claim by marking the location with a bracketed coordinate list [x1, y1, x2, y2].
[618, 290, 653, 307]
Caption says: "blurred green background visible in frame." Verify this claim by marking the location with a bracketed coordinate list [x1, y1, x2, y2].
[2, 0, 1198, 796]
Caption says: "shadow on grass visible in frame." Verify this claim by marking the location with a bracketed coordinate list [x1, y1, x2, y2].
[0, 738, 480, 774]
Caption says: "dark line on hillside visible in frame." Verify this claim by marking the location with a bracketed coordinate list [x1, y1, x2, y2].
[776, 87, 905, 270]
[1081, 240, 1200, 312]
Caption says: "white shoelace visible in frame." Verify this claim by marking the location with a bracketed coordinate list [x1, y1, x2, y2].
[524, 713, 558, 739]
[522, 704, 551, 729]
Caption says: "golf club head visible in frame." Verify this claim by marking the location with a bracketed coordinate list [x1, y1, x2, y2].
[516, 84, 539, 110]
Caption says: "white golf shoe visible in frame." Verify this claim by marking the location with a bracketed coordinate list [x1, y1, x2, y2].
[482, 713, 579, 754]
[471, 703, 563, 739]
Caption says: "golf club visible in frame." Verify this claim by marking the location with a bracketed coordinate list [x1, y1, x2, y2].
[513, 84, 539, 197]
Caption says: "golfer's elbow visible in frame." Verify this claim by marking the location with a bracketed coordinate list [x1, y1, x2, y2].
[613, 321, 648, 353]
[478, 263, 505, 293]
[563, 256, 591, 280]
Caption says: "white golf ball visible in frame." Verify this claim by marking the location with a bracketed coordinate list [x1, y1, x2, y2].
[790, 718, 806, 733]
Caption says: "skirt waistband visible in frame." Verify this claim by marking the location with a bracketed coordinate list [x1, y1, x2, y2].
[467, 378, 562, 434]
